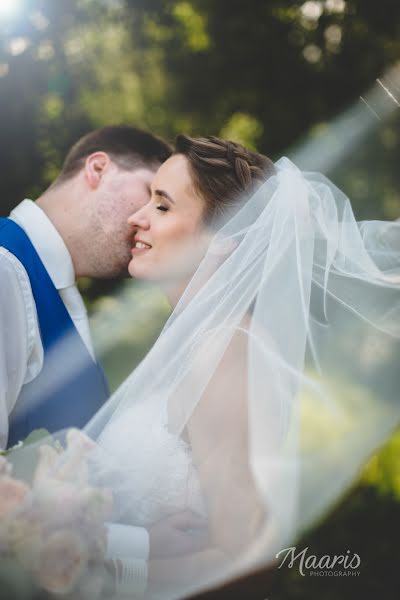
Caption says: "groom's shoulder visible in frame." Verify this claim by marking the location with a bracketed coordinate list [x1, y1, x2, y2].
[0, 245, 23, 270]
[0, 246, 31, 294]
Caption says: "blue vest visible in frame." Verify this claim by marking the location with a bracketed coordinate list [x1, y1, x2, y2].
[0, 218, 109, 448]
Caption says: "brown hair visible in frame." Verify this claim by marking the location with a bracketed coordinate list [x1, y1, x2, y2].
[56, 125, 172, 184]
[175, 135, 275, 224]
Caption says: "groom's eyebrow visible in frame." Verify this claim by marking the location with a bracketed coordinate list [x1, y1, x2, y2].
[154, 189, 175, 204]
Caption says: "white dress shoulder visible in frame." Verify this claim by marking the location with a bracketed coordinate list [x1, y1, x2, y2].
[97, 397, 206, 526]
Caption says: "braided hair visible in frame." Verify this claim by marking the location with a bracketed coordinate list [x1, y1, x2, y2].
[175, 135, 275, 225]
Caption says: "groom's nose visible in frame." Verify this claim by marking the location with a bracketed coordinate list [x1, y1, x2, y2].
[127, 206, 150, 230]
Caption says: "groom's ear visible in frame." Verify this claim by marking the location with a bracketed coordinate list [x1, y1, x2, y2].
[85, 152, 111, 189]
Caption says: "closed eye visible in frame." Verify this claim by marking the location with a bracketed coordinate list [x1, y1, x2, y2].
[156, 204, 169, 212]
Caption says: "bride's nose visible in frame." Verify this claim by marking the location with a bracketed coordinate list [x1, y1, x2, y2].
[127, 205, 150, 230]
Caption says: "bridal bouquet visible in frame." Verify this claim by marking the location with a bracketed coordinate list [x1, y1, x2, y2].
[0, 429, 113, 598]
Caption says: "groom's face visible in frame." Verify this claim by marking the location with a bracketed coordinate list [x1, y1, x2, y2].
[89, 163, 158, 278]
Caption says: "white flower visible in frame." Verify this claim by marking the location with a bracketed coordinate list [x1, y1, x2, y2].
[37, 530, 89, 594]
[0, 476, 29, 519]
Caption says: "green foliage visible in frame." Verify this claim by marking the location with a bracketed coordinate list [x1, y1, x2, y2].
[362, 429, 400, 499]
[0, 4, 399, 596]
[171, 2, 210, 51]
[4, 429, 60, 484]
[90, 280, 171, 391]
[220, 112, 263, 150]
[0, 560, 38, 600]
[1, 0, 399, 217]
[270, 483, 400, 600]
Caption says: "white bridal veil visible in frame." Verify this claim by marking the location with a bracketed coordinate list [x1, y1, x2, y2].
[81, 156, 400, 598]
[2, 70, 399, 600]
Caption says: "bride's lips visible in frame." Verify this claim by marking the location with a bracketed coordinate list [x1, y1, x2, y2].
[131, 238, 152, 255]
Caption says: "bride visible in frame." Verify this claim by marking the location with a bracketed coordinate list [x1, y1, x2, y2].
[4, 135, 400, 599]
[90, 134, 400, 597]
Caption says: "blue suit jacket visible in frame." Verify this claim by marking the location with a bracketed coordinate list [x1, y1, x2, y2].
[0, 217, 109, 448]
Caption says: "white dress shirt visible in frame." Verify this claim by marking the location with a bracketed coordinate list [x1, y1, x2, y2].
[0, 200, 149, 567]
[0, 199, 96, 447]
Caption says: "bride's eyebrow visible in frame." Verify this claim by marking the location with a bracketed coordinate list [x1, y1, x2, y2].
[154, 189, 176, 204]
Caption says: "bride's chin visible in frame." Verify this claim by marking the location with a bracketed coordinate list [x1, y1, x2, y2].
[128, 255, 195, 284]
[128, 259, 146, 279]
[128, 259, 159, 281]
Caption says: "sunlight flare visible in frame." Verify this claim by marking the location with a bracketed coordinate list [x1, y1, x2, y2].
[0, 0, 22, 20]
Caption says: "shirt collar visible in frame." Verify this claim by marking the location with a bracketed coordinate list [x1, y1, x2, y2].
[10, 199, 75, 289]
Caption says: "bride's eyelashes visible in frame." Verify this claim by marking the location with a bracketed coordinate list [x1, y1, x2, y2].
[156, 204, 169, 212]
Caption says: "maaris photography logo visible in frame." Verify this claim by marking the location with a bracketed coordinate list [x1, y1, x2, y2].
[275, 546, 361, 577]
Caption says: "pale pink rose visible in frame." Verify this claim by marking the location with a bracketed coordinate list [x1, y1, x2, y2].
[32, 445, 60, 488]
[53, 429, 96, 483]
[80, 487, 114, 523]
[0, 477, 30, 519]
[13, 523, 44, 572]
[89, 528, 108, 563]
[0, 527, 10, 553]
[32, 444, 89, 527]
[33, 480, 85, 526]
[0, 455, 12, 478]
[33, 432, 95, 491]
[76, 566, 105, 600]
[37, 530, 89, 594]
[66, 428, 96, 452]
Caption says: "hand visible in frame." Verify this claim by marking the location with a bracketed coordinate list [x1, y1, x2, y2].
[148, 510, 209, 558]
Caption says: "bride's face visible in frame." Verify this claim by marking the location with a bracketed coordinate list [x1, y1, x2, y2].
[127, 154, 207, 281]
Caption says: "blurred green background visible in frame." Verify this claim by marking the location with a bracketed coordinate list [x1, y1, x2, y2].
[1, 1, 400, 599]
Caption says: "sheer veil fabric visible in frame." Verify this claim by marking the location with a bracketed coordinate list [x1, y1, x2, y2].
[80, 157, 400, 598]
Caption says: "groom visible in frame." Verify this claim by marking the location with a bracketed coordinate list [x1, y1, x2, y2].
[0, 125, 171, 451]
[0, 126, 208, 591]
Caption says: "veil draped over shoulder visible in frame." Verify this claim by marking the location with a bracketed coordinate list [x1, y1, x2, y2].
[81, 157, 400, 597]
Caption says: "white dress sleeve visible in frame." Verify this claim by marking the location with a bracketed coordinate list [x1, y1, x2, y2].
[0, 248, 43, 449]
[105, 524, 149, 594]
[105, 523, 149, 560]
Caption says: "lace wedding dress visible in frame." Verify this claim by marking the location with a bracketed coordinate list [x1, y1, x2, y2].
[98, 396, 206, 527]
[84, 158, 400, 599]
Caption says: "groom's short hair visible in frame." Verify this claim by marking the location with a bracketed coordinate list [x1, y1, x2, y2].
[57, 125, 172, 184]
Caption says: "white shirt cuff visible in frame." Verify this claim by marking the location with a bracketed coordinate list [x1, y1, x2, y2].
[106, 523, 150, 560]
